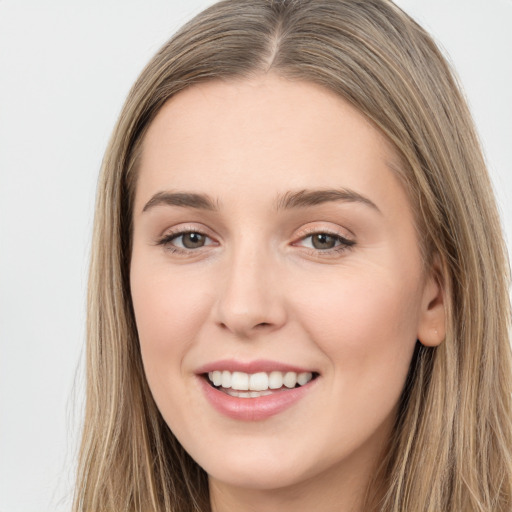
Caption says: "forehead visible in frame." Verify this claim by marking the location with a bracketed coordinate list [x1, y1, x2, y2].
[135, 74, 407, 217]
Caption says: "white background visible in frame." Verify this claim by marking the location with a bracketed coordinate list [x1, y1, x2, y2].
[0, 1, 510, 510]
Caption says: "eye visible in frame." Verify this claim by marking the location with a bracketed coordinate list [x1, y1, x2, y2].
[306, 233, 340, 250]
[294, 231, 355, 252]
[174, 232, 209, 249]
[157, 230, 216, 251]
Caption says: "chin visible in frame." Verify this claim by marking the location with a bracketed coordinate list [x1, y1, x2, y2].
[198, 440, 338, 493]
[206, 462, 309, 492]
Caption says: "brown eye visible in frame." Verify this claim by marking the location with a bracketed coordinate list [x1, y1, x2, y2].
[311, 233, 337, 250]
[158, 231, 214, 251]
[294, 231, 355, 254]
[180, 232, 207, 249]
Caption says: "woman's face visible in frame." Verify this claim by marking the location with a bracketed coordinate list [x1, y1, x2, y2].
[130, 75, 444, 499]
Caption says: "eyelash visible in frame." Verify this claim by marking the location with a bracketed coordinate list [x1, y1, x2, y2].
[156, 228, 355, 256]
[293, 229, 355, 256]
[156, 229, 216, 254]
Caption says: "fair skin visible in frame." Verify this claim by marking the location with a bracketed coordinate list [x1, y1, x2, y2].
[130, 74, 445, 512]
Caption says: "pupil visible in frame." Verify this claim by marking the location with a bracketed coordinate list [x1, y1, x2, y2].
[312, 233, 335, 249]
[183, 232, 205, 248]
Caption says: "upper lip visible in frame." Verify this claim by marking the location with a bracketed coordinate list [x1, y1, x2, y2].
[195, 359, 317, 375]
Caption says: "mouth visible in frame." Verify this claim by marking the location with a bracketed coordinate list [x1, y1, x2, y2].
[203, 370, 319, 398]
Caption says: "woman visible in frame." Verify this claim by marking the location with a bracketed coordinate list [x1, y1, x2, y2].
[74, 0, 512, 510]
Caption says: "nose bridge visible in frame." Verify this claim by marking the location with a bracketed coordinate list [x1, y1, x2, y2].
[215, 234, 286, 337]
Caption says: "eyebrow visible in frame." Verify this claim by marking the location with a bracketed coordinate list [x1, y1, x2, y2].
[275, 188, 381, 213]
[142, 191, 218, 213]
[141, 188, 381, 214]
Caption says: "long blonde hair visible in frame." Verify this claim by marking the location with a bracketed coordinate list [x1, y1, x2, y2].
[74, 1, 512, 510]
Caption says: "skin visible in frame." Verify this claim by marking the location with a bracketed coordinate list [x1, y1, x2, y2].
[130, 74, 445, 512]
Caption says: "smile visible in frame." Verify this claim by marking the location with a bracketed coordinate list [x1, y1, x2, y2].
[206, 370, 315, 398]
[197, 362, 319, 421]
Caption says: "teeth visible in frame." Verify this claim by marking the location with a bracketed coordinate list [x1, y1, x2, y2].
[207, 370, 314, 391]
[221, 370, 231, 388]
[268, 371, 283, 389]
[231, 371, 249, 390]
[249, 372, 268, 391]
[283, 371, 297, 388]
[211, 370, 222, 386]
[297, 372, 311, 386]
[226, 389, 273, 398]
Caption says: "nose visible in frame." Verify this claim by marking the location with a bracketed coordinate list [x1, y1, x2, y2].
[213, 244, 287, 339]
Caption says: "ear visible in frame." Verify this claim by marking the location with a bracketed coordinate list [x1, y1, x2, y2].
[417, 255, 446, 347]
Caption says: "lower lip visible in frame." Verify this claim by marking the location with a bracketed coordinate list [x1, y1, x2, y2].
[198, 376, 317, 421]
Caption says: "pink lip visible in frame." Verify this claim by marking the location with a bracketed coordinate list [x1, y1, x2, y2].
[196, 359, 315, 374]
[196, 360, 318, 421]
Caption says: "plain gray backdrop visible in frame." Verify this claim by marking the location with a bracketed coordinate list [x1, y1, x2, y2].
[1, 1, 511, 510]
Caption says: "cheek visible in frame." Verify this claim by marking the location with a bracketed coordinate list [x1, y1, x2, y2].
[286, 272, 420, 465]
[293, 268, 421, 400]
[129, 259, 212, 385]
[299, 269, 419, 336]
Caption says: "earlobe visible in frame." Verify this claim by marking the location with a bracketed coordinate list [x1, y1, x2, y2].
[417, 256, 446, 347]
